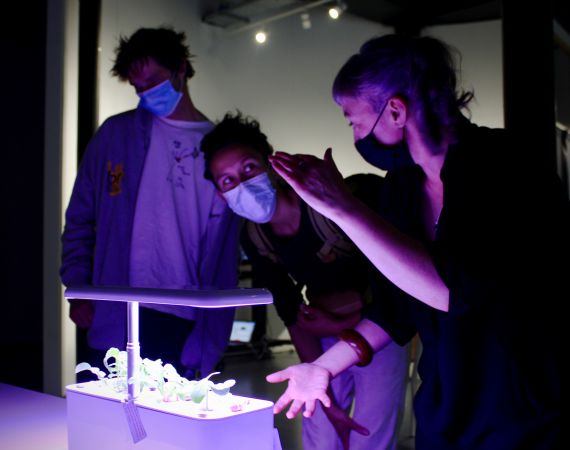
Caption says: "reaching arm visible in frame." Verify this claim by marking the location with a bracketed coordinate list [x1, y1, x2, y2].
[266, 318, 392, 418]
[331, 195, 448, 311]
[270, 149, 449, 312]
[289, 317, 370, 448]
[312, 318, 392, 378]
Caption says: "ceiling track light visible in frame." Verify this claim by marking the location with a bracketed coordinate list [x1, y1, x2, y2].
[228, 0, 336, 35]
[255, 30, 267, 44]
[246, 1, 345, 44]
[329, 0, 347, 20]
[301, 12, 312, 30]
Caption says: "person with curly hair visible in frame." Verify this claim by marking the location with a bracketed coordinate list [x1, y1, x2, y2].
[61, 27, 240, 380]
[202, 112, 408, 450]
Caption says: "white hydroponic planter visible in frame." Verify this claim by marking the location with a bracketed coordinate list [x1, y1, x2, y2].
[65, 286, 279, 450]
[67, 381, 277, 450]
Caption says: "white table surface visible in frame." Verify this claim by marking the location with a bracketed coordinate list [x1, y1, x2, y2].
[0, 382, 67, 450]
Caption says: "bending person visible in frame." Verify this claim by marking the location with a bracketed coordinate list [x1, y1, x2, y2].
[201, 112, 408, 450]
[267, 34, 566, 450]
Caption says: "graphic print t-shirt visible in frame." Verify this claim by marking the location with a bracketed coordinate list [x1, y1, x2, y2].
[129, 116, 218, 319]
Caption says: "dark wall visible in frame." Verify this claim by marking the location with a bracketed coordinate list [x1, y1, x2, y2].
[555, 46, 570, 128]
[0, 1, 47, 390]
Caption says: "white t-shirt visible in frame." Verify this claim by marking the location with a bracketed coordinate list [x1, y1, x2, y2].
[129, 116, 218, 319]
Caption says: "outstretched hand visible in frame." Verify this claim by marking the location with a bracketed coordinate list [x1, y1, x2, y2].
[269, 149, 353, 219]
[266, 362, 332, 419]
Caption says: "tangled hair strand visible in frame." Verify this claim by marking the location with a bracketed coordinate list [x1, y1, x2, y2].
[111, 27, 195, 80]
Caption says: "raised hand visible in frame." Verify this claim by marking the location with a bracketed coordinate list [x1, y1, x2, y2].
[269, 148, 353, 219]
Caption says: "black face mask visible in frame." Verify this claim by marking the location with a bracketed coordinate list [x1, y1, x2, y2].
[354, 103, 416, 172]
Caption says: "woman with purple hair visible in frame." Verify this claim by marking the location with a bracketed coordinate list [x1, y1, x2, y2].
[266, 34, 566, 449]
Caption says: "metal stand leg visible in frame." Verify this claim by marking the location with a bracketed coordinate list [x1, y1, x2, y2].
[127, 301, 140, 400]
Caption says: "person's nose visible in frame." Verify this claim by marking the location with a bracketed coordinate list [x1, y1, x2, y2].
[239, 173, 253, 184]
[353, 129, 364, 142]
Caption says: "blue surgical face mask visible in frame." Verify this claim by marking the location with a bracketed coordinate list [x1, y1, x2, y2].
[222, 172, 277, 223]
[354, 101, 415, 172]
[137, 79, 183, 117]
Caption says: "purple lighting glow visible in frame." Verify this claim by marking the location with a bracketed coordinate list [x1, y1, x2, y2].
[64, 285, 273, 308]
[65, 286, 273, 400]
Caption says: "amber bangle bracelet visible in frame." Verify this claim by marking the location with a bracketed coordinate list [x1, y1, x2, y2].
[339, 329, 373, 367]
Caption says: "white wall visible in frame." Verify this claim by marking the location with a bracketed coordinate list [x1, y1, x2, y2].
[425, 20, 504, 128]
[99, 0, 390, 177]
[99, 1, 503, 178]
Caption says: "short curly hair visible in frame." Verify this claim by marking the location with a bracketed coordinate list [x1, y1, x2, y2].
[201, 111, 274, 183]
[111, 27, 195, 80]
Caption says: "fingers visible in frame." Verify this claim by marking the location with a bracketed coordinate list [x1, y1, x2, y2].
[287, 399, 305, 419]
[318, 392, 332, 408]
[272, 151, 297, 163]
[324, 147, 340, 172]
[296, 154, 319, 165]
[270, 153, 297, 175]
[272, 391, 292, 414]
[270, 157, 300, 189]
[273, 151, 315, 164]
[271, 151, 320, 173]
[270, 152, 306, 175]
[303, 399, 317, 418]
[266, 368, 288, 383]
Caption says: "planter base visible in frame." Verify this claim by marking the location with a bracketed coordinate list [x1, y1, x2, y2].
[67, 381, 278, 449]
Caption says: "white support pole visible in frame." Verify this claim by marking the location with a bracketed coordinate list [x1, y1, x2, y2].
[126, 301, 140, 400]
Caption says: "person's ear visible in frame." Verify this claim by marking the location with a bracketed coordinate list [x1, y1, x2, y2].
[177, 60, 187, 77]
[173, 61, 188, 89]
[387, 96, 408, 128]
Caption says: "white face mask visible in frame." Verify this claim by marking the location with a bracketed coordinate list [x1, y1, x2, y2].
[222, 172, 277, 223]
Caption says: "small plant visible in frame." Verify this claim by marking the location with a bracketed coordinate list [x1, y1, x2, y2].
[76, 347, 236, 409]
